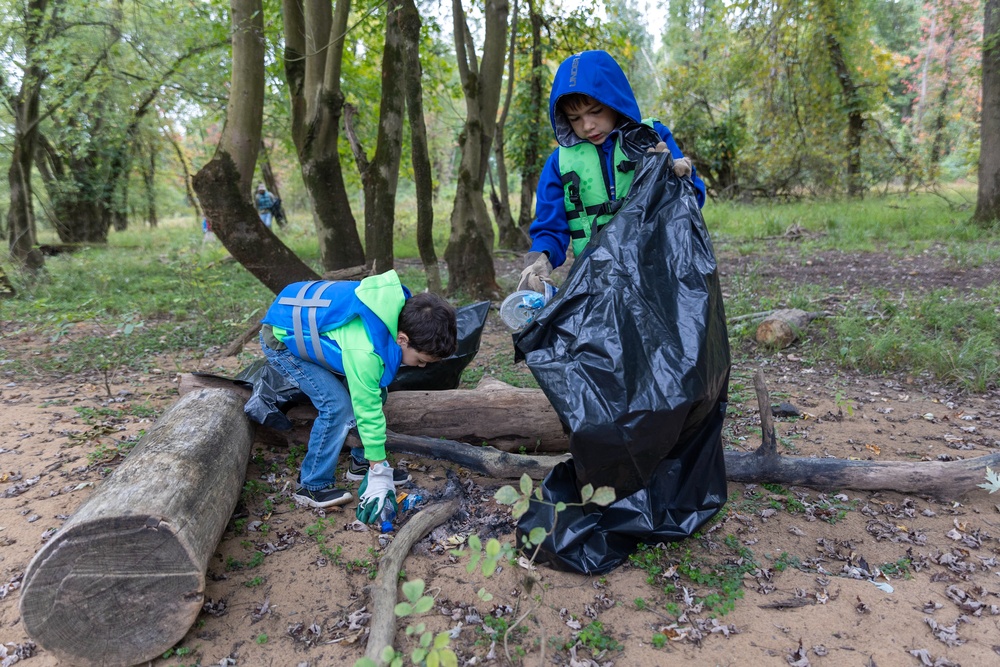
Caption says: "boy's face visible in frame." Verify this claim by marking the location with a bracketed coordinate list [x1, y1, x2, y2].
[563, 98, 618, 145]
[397, 333, 440, 368]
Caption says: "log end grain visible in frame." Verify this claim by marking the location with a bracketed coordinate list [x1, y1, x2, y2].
[20, 515, 204, 665]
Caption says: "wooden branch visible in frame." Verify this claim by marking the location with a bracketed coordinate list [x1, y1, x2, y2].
[386, 431, 568, 480]
[755, 309, 831, 349]
[19, 389, 255, 666]
[343, 103, 369, 174]
[365, 499, 462, 665]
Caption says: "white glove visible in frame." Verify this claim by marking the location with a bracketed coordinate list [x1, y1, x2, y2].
[672, 157, 693, 178]
[355, 461, 397, 524]
[517, 252, 554, 293]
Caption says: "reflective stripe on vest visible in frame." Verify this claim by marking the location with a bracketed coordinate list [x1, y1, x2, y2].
[558, 120, 654, 256]
[277, 280, 337, 371]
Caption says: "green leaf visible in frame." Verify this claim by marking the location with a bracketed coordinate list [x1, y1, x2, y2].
[427, 650, 439, 667]
[485, 538, 501, 558]
[413, 595, 434, 614]
[394, 602, 413, 617]
[494, 486, 520, 505]
[441, 648, 458, 667]
[467, 534, 482, 551]
[591, 486, 617, 506]
[381, 645, 397, 662]
[555, 502, 567, 512]
[434, 631, 451, 649]
[482, 559, 498, 577]
[402, 579, 425, 603]
[519, 473, 533, 496]
[412, 648, 428, 663]
[477, 587, 494, 602]
[512, 497, 530, 519]
[528, 526, 547, 546]
[354, 658, 378, 667]
[580, 484, 594, 503]
[419, 632, 432, 647]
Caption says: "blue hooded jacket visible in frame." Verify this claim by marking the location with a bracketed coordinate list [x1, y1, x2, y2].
[528, 50, 706, 269]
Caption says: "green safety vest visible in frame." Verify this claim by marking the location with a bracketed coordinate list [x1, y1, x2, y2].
[558, 119, 655, 256]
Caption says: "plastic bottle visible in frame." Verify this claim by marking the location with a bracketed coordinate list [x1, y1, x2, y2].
[379, 501, 397, 533]
[400, 494, 423, 512]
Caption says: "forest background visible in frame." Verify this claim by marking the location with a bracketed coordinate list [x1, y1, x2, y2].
[2, 0, 999, 300]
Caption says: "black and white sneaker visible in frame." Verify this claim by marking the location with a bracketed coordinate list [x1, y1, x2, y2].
[292, 486, 353, 508]
[345, 458, 412, 484]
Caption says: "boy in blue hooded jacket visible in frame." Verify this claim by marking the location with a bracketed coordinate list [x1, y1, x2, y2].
[518, 50, 707, 292]
[259, 270, 457, 521]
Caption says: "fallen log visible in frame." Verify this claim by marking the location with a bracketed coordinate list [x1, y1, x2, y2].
[178, 373, 569, 453]
[19, 389, 255, 667]
[754, 308, 830, 349]
[180, 372, 999, 498]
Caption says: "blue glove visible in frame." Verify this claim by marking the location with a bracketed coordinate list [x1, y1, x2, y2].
[356, 461, 398, 524]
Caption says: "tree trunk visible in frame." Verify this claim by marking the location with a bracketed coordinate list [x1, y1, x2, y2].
[259, 139, 282, 202]
[515, 0, 543, 235]
[193, 0, 319, 294]
[5, 0, 48, 274]
[929, 24, 956, 169]
[819, 0, 864, 198]
[974, 0, 1000, 226]
[283, 0, 366, 270]
[143, 141, 158, 227]
[443, 0, 508, 300]
[493, 0, 525, 251]
[354, 0, 406, 272]
[18, 389, 254, 667]
[399, 0, 443, 293]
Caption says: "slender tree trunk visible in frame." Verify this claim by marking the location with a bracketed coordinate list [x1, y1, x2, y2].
[283, 0, 365, 270]
[399, 0, 442, 293]
[166, 131, 201, 215]
[516, 0, 543, 234]
[144, 143, 158, 228]
[493, 0, 526, 251]
[820, 1, 864, 198]
[443, 0, 508, 299]
[929, 24, 956, 168]
[360, 0, 406, 271]
[6, 0, 48, 273]
[193, 0, 319, 294]
[258, 139, 282, 202]
[974, 0, 1000, 225]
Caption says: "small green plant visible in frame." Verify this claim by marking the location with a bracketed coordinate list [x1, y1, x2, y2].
[634, 597, 647, 610]
[255, 633, 268, 645]
[879, 558, 912, 578]
[575, 621, 622, 653]
[245, 576, 265, 587]
[651, 632, 667, 649]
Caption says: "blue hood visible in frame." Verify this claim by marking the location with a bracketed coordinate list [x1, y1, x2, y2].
[549, 50, 642, 147]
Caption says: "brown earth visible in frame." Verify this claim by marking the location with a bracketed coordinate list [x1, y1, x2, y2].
[2, 247, 1000, 667]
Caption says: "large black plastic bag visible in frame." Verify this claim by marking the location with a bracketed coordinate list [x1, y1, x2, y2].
[388, 301, 490, 392]
[235, 359, 307, 431]
[513, 133, 730, 574]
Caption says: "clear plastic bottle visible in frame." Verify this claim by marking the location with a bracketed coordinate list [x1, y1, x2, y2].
[379, 502, 397, 533]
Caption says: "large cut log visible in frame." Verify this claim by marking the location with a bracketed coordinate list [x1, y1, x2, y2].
[754, 308, 830, 349]
[178, 373, 998, 498]
[19, 389, 255, 667]
[178, 373, 569, 453]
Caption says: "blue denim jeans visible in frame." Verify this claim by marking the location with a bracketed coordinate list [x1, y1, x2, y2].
[261, 334, 364, 490]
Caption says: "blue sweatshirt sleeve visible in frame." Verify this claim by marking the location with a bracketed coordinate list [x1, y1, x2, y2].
[527, 150, 571, 269]
[653, 122, 706, 209]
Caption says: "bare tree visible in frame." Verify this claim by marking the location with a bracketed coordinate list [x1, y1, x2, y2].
[492, 0, 528, 251]
[974, 0, 1000, 225]
[443, 0, 509, 299]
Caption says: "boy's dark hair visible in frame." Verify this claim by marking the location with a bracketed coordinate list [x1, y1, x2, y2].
[557, 93, 596, 113]
[399, 292, 457, 359]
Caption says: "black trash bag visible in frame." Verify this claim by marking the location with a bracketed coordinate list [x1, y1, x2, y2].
[236, 358, 308, 431]
[388, 301, 490, 392]
[512, 140, 730, 573]
[271, 197, 287, 228]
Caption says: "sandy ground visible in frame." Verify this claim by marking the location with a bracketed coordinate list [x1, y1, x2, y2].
[2, 248, 1000, 667]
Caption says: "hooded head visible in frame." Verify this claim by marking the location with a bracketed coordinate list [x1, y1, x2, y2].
[256, 183, 266, 194]
[549, 50, 642, 147]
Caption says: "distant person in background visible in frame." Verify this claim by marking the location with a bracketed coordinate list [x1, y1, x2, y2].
[255, 183, 276, 228]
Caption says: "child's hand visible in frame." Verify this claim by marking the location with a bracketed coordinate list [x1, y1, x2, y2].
[518, 252, 554, 293]
[356, 461, 397, 524]
[646, 141, 669, 153]
[672, 157, 693, 178]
